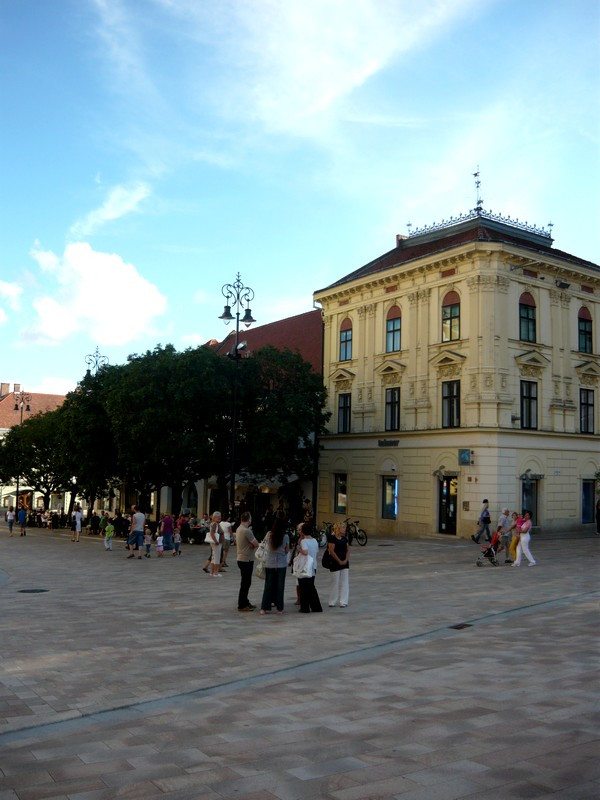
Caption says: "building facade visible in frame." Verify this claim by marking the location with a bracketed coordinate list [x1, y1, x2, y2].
[313, 211, 600, 538]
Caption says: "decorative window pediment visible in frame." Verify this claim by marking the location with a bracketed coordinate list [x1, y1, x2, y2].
[375, 359, 406, 386]
[330, 367, 355, 392]
[515, 350, 550, 377]
[430, 350, 466, 378]
[575, 361, 600, 386]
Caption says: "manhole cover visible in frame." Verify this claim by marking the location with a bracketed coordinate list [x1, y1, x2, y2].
[449, 623, 472, 630]
[18, 589, 49, 594]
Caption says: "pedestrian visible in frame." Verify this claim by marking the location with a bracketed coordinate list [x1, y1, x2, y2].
[209, 511, 224, 577]
[90, 511, 100, 536]
[71, 504, 83, 542]
[495, 507, 513, 564]
[104, 519, 115, 551]
[127, 505, 146, 559]
[327, 521, 350, 607]
[235, 510, 258, 611]
[161, 512, 174, 552]
[259, 517, 289, 615]
[220, 514, 233, 569]
[156, 532, 164, 557]
[471, 499, 492, 543]
[98, 512, 108, 538]
[513, 511, 536, 567]
[173, 528, 181, 555]
[6, 505, 15, 536]
[508, 512, 521, 562]
[143, 527, 152, 557]
[296, 523, 322, 613]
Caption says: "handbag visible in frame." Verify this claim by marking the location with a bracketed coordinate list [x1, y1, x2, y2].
[321, 548, 334, 570]
[254, 558, 266, 580]
[255, 533, 270, 564]
[292, 552, 313, 578]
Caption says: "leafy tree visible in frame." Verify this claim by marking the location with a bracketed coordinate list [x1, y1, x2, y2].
[0, 409, 71, 510]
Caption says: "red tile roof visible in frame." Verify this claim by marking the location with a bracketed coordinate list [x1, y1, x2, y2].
[208, 309, 323, 374]
[0, 392, 65, 431]
[318, 218, 599, 292]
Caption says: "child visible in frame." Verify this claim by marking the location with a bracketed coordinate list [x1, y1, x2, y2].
[143, 527, 153, 558]
[156, 532, 164, 557]
[173, 529, 182, 556]
[104, 519, 115, 551]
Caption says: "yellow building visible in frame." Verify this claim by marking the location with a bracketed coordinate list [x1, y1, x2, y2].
[313, 211, 600, 538]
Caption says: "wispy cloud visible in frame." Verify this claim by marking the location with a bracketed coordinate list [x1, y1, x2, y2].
[27, 241, 167, 346]
[0, 280, 22, 314]
[69, 182, 151, 239]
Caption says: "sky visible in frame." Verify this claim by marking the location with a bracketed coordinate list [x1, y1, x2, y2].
[1, 0, 599, 396]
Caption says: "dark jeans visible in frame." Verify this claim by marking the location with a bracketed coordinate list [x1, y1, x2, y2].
[237, 560, 254, 609]
[474, 523, 491, 543]
[298, 576, 322, 613]
[261, 567, 286, 612]
[162, 532, 173, 551]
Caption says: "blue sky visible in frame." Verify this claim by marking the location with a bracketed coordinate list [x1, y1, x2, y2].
[1, 0, 598, 394]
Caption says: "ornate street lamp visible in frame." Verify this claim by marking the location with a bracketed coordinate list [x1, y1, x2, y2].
[13, 389, 32, 511]
[218, 273, 256, 508]
[85, 346, 108, 376]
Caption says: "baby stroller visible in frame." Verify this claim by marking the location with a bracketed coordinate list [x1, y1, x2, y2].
[476, 530, 501, 567]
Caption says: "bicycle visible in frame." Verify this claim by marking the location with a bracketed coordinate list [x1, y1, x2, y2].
[344, 518, 368, 546]
[317, 522, 332, 548]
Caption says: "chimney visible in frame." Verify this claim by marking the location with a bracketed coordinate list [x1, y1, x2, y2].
[0, 383, 8, 397]
[13, 383, 21, 393]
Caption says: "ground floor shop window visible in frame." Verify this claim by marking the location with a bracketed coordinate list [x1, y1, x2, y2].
[521, 479, 538, 524]
[382, 476, 397, 520]
[334, 473, 347, 514]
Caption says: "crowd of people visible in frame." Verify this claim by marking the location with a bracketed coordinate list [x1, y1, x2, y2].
[472, 499, 537, 566]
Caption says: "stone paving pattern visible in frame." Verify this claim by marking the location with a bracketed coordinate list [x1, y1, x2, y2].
[0, 524, 598, 799]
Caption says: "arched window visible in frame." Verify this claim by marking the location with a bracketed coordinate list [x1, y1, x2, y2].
[519, 292, 536, 343]
[385, 305, 401, 352]
[339, 317, 352, 361]
[578, 307, 593, 354]
[441, 291, 460, 342]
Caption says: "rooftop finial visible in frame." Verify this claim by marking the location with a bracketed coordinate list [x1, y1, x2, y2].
[473, 166, 483, 214]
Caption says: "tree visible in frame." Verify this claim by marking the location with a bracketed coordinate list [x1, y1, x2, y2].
[0, 409, 71, 510]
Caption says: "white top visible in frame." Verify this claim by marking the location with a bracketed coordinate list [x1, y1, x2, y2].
[221, 520, 233, 541]
[299, 536, 319, 577]
[132, 511, 145, 531]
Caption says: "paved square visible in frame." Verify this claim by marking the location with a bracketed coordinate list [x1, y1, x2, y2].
[0, 525, 598, 799]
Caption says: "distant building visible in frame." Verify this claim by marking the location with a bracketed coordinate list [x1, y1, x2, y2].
[313, 210, 600, 537]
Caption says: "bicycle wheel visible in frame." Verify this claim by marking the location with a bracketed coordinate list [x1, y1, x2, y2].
[318, 530, 328, 548]
[355, 528, 367, 546]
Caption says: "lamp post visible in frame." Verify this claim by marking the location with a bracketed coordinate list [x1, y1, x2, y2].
[85, 346, 108, 376]
[13, 390, 32, 512]
[218, 273, 256, 509]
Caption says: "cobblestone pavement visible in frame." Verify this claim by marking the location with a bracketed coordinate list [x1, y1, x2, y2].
[0, 524, 598, 800]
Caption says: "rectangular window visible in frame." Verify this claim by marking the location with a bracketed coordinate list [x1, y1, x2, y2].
[442, 380, 460, 428]
[578, 318, 593, 354]
[337, 393, 351, 433]
[386, 317, 401, 352]
[582, 480, 595, 523]
[441, 304, 460, 342]
[382, 476, 397, 520]
[580, 388, 594, 433]
[385, 387, 400, 431]
[334, 473, 347, 514]
[340, 329, 352, 361]
[519, 304, 536, 343]
[520, 381, 538, 429]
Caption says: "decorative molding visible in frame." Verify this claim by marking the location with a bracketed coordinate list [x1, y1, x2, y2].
[357, 303, 375, 318]
[515, 350, 551, 378]
[407, 208, 553, 239]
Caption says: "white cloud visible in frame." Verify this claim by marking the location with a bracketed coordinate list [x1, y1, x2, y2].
[0, 280, 22, 313]
[35, 376, 78, 396]
[69, 182, 151, 239]
[27, 241, 167, 346]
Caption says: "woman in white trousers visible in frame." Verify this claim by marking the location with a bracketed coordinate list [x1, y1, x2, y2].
[513, 511, 536, 566]
[327, 521, 350, 607]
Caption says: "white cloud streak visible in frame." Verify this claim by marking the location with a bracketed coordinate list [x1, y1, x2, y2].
[0, 280, 22, 313]
[27, 241, 167, 346]
[69, 182, 151, 239]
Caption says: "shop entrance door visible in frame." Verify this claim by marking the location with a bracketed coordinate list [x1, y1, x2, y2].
[439, 476, 457, 534]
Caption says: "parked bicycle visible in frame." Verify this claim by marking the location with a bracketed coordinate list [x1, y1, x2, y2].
[317, 522, 332, 548]
[344, 518, 368, 546]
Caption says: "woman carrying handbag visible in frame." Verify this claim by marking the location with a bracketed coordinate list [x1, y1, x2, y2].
[295, 523, 322, 613]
